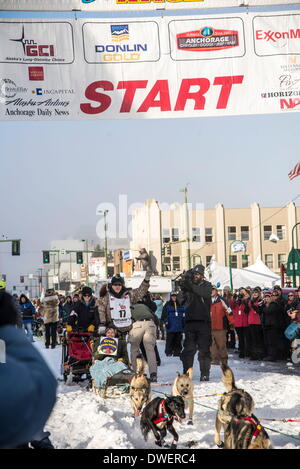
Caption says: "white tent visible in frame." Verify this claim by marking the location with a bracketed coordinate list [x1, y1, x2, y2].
[205, 258, 280, 290]
[244, 257, 279, 278]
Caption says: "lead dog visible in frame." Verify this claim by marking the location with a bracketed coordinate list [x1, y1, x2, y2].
[129, 357, 151, 417]
[215, 365, 272, 449]
[172, 368, 194, 425]
[140, 396, 185, 448]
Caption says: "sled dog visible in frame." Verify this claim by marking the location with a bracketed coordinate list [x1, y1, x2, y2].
[140, 396, 185, 449]
[215, 365, 272, 449]
[129, 357, 151, 417]
[172, 368, 194, 425]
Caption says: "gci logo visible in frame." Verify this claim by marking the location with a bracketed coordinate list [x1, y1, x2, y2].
[10, 25, 54, 57]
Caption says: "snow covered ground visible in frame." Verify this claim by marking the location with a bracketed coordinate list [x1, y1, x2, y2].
[34, 338, 300, 450]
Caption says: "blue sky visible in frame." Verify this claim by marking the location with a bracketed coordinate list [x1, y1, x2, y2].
[1, 4, 300, 289]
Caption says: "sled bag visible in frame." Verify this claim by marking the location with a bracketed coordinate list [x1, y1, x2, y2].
[284, 322, 300, 341]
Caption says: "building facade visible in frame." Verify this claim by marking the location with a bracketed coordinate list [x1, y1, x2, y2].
[130, 199, 300, 277]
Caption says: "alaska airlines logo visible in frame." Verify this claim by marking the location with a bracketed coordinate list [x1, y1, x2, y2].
[111, 25, 129, 42]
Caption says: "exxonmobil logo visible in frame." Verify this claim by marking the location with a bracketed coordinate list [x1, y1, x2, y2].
[256, 28, 300, 43]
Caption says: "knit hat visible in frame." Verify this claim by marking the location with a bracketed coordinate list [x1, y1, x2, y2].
[263, 291, 272, 298]
[81, 286, 92, 296]
[111, 274, 125, 286]
[192, 264, 205, 275]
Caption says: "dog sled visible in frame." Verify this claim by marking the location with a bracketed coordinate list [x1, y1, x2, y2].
[61, 330, 93, 383]
[90, 358, 135, 398]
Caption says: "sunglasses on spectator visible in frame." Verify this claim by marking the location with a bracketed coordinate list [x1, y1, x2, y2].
[288, 294, 295, 297]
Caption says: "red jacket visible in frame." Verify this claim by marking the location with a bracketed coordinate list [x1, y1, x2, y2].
[210, 297, 234, 330]
[247, 300, 262, 326]
[232, 301, 248, 328]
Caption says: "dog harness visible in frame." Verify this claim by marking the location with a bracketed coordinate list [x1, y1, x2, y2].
[236, 416, 262, 442]
[153, 400, 171, 425]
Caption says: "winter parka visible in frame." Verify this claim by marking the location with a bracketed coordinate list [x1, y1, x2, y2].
[161, 299, 185, 333]
[38, 291, 59, 324]
[98, 279, 150, 333]
[232, 301, 248, 328]
[210, 296, 234, 330]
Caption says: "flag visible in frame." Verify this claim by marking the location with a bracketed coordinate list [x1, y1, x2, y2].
[288, 162, 300, 180]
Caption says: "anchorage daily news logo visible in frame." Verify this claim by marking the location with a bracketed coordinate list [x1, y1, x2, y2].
[83, 21, 160, 64]
[177, 26, 239, 51]
[0, 22, 74, 64]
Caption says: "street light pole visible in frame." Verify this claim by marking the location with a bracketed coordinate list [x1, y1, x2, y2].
[291, 222, 300, 287]
[180, 186, 191, 270]
[98, 210, 109, 279]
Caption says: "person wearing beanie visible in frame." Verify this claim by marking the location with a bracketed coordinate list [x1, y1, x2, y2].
[179, 264, 212, 381]
[231, 289, 250, 359]
[161, 292, 185, 357]
[67, 286, 99, 333]
[98, 269, 152, 336]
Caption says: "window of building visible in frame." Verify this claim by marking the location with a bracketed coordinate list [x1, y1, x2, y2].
[205, 228, 213, 243]
[230, 255, 237, 269]
[263, 226, 272, 241]
[192, 227, 200, 242]
[163, 257, 171, 271]
[265, 254, 273, 269]
[241, 226, 249, 241]
[162, 228, 170, 243]
[172, 256, 180, 271]
[206, 256, 212, 267]
[242, 255, 249, 268]
[278, 253, 287, 268]
[276, 225, 286, 240]
[228, 226, 236, 241]
[171, 228, 179, 242]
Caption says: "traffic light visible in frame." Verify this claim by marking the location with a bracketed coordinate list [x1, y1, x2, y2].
[161, 246, 165, 257]
[12, 239, 20, 256]
[76, 251, 83, 264]
[166, 244, 171, 255]
[43, 251, 50, 264]
[20, 276, 24, 283]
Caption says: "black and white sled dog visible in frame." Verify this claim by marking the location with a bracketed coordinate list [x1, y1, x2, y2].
[140, 396, 185, 449]
[215, 365, 272, 449]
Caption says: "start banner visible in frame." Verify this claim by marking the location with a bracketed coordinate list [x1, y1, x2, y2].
[1, 11, 300, 120]
[0, 0, 299, 12]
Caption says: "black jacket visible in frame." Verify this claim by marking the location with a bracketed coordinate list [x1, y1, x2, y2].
[179, 276, 212, 326]
[68, 297, 99, 331]
[262, 300, 287, 329]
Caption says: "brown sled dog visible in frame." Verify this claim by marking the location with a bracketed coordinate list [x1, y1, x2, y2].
[172, 368, 194, 425]
[130, 357, 151, 417]
[215, 365, 272, 449]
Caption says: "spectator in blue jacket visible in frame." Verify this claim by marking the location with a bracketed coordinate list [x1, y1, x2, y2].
[0, 292, 57, 448]
[161, 292, 185, 357]
[19, 294, 36, 343]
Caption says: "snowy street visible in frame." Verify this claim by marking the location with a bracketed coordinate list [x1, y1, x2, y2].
[34, 339, 300, 450]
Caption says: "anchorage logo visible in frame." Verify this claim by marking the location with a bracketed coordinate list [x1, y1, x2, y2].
[11, 26, 54, 58]
[177, 27, 239, 51]
[111, 25, 129, 42]
[256, 28, 300, 43]
[95, 24, 147, 62]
